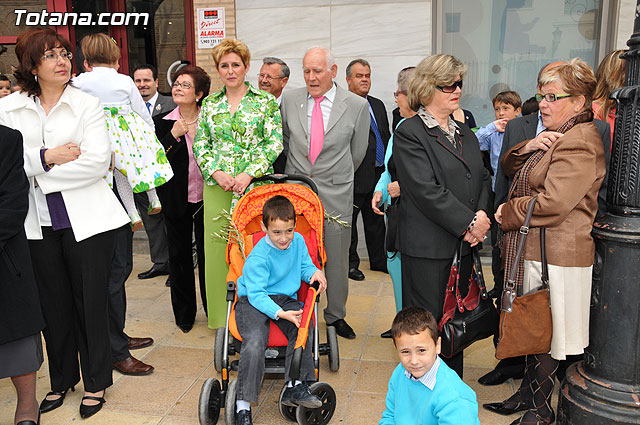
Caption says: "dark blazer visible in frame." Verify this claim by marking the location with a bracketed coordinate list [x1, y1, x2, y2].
[353, 95, 390, 194]
[494, 113, 611, 217]
[152, 94, 177, 117]
[393, 116, 492, 260]
[0, 125, 44, 344]
[153, 111, 190, 218]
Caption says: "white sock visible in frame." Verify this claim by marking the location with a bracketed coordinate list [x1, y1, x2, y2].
[114, 170, 137, 219]
[236, 400, 250, 413]
[147, 187, 159, 204]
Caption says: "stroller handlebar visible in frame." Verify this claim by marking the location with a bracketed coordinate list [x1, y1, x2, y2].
[252, 174, 319, 195]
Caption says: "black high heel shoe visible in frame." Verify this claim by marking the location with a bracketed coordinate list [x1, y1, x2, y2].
[39, 386, 74, 413]
[16, 411, 40, 425]
[79, 392, 106, 419]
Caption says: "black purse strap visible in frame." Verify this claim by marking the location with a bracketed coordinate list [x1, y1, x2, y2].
[501, 197, 546, 312]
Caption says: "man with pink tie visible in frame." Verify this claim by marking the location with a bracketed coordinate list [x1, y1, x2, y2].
[280, 46, 370, 339]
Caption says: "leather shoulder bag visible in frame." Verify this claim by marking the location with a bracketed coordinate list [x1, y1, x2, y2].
[495, 197, 552, 359]
[438, 241, 499, 358]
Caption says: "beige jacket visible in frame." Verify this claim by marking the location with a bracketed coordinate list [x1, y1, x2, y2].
[501, 122, 606, 267]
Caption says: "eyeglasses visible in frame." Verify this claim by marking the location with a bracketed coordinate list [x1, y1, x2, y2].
[394, 90, 406, 99]
[436, 80, 463, 93]
[172, 81, 193, 90]
[535, 93, 573, 102]
[257, 73, 283, 81]
[41, 51, 73, 62]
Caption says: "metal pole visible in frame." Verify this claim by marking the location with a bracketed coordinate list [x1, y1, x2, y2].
[557, 1, 640, 422]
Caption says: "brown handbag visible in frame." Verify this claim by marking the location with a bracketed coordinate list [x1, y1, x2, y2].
[495, 197, 552, 360]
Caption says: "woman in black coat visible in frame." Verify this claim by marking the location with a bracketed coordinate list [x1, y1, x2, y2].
[154, 66, 210, 333]
[0, 125, 45, 425]
[393, 54, 492, 377]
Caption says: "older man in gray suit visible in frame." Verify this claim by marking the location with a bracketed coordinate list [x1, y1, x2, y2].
[280, 47, 370, 339]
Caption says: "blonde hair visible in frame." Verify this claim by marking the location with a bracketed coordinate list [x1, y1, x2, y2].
[539, 57, 596, 113]
[593, 49, 627, 119]
[81, 33, 120, 66]
[407, 54, 467, 111]
[211, 38, 251, 68]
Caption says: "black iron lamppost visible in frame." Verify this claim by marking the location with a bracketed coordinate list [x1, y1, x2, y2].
[557, 2, 640, 423]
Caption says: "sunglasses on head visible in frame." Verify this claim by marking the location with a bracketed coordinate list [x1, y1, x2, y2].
[436, 80, 463, 93]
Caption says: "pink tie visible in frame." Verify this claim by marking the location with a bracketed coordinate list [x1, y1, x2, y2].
[309, 96, 325, 164]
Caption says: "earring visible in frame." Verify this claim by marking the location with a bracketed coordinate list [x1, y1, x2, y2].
[34, 75, 38, 83]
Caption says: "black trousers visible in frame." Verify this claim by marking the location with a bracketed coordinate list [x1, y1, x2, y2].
[29, 227, 115, 392]
[349, 169, 387, 271]
[401, 252, 472, 378]
[108, 224, 133, 363]
[164, 201, 206, 327]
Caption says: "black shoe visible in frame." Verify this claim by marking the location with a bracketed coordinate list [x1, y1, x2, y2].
[483, 399, 532, 416]
[380, 329, 393, 339]
[327, 319, 356, 339]
[137, 264, 169, 279]
[165, 276, 172, 287]
[39, 386, 74, 413]
[348, 268, 365, 281]
[281, 383, 322, 408]
[79, 393, 105, 419]
[236, 409, 253, 425]
[478, 367, 524, 386]
[16, 412, 40, 425]
[178, 323, 193, 333]
[370, 265, 388, 273]
[510, 410, 555, 425]
[487, 288, 501, 299]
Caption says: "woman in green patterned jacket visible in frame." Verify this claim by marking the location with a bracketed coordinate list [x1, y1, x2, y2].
[193, 38, 283, 329]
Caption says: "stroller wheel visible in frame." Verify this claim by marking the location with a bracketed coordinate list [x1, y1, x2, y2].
[295, 382, 336, 425]
[326, 326, 340, 372]
[224, 379, 238, 425]
[278, 384, 297, 422]
[214, 327, 226, 373]
[198, 378, 221, 425]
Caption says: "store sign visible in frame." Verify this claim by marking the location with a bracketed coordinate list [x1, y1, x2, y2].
[197, 7, 225, 49]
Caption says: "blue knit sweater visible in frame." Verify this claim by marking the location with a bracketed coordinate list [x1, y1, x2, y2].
[379, 360, 480, 425]
[237, 233, 319, 319]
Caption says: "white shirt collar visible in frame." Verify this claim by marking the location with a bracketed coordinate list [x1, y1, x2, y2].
[148, 91, 159, 108]
[307, 82, 337, 103]
[403, 356, 440, 390]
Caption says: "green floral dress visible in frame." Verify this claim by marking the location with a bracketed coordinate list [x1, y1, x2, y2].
[193, 83, 283, 329]
[104, 104, 173, 193]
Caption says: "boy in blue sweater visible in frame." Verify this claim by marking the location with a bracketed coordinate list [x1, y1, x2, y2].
[380, 307, 480, 425]
[234, 195, 327, 425]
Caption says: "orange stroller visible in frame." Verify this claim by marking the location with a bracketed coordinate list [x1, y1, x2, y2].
[198, 174, 340, 425]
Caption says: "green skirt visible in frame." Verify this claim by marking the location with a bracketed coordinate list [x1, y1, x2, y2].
[203, 184, 234, 329]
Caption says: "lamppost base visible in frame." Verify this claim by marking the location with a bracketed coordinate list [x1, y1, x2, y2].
[557, 362, 640, 424]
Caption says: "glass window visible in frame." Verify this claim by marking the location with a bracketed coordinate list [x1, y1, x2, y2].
[440, 0, 603, 126]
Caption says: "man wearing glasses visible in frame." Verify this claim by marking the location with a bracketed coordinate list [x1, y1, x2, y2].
[258, 57, 289, 105]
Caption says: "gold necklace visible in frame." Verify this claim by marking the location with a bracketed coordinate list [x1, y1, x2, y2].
[180, 113, 198, 125]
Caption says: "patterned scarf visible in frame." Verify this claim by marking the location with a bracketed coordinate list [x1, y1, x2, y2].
[502, 110, 593, 294]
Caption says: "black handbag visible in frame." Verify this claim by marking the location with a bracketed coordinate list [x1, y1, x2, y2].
[383, 198, 399, 256]
[438, 241, 499, 358]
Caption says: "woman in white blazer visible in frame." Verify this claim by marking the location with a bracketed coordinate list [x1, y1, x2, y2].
[0, 28, 129, 420]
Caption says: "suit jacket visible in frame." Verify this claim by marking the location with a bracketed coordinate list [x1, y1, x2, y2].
[280, 84, 370, 219]
[393, 116, 492, 260]
[353, 95, 390, 194]
[501, 122, 605, 267]
[0, 125, 44, 344]
[494, 114, 611, 217]
[152, 93, 177, 117]
[153, 111, 191, 218]
[0, 88, 129, 241]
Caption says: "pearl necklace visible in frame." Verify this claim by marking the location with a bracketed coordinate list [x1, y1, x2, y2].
[180, 113, 198, 125]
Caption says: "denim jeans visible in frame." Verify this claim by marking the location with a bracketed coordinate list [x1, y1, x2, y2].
[235, 295, 315, 402]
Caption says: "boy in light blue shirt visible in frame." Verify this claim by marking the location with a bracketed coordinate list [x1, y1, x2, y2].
[380, 307, 480, 425]
[234, 195, 327, 425]
[475, 91, 522, 190]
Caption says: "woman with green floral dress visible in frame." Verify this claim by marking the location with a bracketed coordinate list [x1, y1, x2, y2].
[193, 39, 283, 329]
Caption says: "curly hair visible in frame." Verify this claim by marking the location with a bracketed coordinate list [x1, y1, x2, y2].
[173, 65, 211, 107]
[211, 38, 250, 68]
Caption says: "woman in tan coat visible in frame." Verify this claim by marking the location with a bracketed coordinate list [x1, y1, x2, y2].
[487, 59, 605, 425]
